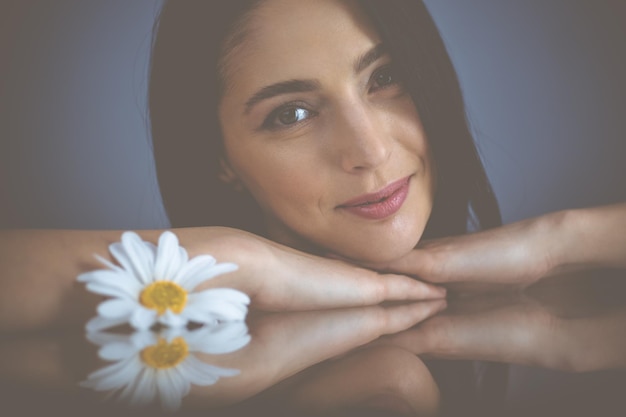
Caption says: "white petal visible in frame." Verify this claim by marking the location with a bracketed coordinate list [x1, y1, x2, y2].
[82, 355, 134, 383]
[156, 370, 184, 412]
[77, 269, 107, 283]
[158, 310, 187, 328]
[78, 270, 141, 298]
[99, 342, 140, 361]
[186, 289, 250, 322]
[173, 255, 215, 290]
[175, 247, 189, 282]
[129, 331, 159, 350]
[169, 368, 191, 398]
[86, 357, 141, 391]
[93, 254, 123, 272]
[177, 308, 218, 327]
[190, 288, 250, 305]
[154, 231, 183, 282]
[120, 231, 156, 284]
[130, 367, 157, 406]
[85, 315, 129, 333]
[116, 366, 141, 403]
[179, 355, 240, 385]
[108, 233, 155, 286]
[129, 307, 158, 330]
[97, 299, 136, 319]
[190, 302, 247, 322]
[186, 322, 251, 355]
[179, 262, 239, 291]
[109, 243, 141, 283]
[176, 357, 219, 386]
[84, 283, 136, 301]
[187, 355, 241, 379]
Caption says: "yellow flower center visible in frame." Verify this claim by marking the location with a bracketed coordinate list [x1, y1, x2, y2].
[140, 337, 189, 369]
[139, 281, 187, 315]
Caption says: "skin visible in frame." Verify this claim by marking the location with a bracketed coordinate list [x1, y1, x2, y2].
[346, 204, 626, 286]
[218, 0, 435, 263]
[0, 228, 444, 332]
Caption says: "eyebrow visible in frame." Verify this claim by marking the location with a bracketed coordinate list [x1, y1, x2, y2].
[354, 43, 386, 74]
[243, 43, 386, 114]
[244, 79, 320, 114]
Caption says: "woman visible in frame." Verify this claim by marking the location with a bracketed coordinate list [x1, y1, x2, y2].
[148, 0, 626, 298]
[0, 0, 625, 413]
[149, 1, 499, 410]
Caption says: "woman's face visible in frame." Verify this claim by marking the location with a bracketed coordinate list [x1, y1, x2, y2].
[218, 0, 435, 263]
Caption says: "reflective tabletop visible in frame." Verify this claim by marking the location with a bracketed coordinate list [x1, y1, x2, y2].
[1, 268, 625, 417]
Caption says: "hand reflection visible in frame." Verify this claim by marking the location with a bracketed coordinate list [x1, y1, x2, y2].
[186, 299, 445, 410]
[0, 299, 445, 414]
[374, 281, 626, 372]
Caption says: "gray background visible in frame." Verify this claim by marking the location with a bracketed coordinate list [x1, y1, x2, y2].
[1, 0, 625, 406]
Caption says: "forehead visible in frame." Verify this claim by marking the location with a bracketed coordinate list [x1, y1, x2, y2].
[221, 0, 381, 95]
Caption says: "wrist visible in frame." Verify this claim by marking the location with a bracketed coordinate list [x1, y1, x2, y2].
[543, 208, 586, 275]
[178, 227, 267, 294]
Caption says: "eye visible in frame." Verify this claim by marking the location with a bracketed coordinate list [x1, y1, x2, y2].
[277, 107, 309, 125]
[262, 103, 317, 130]
[370, 64, 399, 91]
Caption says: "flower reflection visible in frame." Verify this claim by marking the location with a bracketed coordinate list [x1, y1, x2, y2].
[81, 323, 250, 411]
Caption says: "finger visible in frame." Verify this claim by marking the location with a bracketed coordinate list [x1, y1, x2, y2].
[255, 258, 446, 311]
[375, 299, 448, 336]
[376, 272, 446, 300]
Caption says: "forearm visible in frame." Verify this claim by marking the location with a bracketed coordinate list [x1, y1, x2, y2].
[0, 227, 256, 332]
[550, 203, 626, 273]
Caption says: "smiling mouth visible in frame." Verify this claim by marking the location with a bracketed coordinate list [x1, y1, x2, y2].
[337, 176, 412, 220]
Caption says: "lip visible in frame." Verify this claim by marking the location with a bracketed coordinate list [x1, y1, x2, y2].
[337, 176, 411, 220]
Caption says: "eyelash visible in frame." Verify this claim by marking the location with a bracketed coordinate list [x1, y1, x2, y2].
[261, 101, 318, 131]
[261, 63, 400, 131]
[369, 64, 399, 92]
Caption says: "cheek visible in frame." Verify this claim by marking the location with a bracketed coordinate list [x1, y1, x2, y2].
[226, 141, 326, 216]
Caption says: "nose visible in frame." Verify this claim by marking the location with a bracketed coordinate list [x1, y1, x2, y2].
[332, 101, 391, 173]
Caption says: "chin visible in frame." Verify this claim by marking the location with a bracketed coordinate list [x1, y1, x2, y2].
[336, 232, 423, 265]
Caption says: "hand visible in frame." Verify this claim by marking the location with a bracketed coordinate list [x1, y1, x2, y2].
[336, 204, 626, 288]
[331, 213, 564, 287]
[194, 228, 446, 311]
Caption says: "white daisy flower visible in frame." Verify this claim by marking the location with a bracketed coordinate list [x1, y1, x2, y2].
[81, 323, 250, 411]
[78, 231, 249, 331]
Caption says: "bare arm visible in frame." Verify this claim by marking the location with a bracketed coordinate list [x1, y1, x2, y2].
[552, 203, 626, 273]
[339, 203, 626, 286]
[0, 227, 444, 332]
